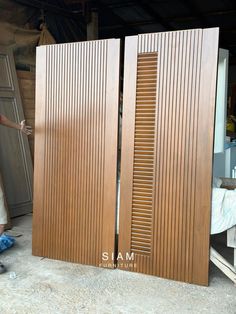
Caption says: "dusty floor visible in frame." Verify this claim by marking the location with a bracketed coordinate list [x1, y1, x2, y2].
[0, 214, 235, 314]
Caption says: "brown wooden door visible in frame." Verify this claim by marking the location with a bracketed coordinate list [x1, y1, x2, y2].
[33, 39, 120, 267]
[0, 46, 33, 217]
[118, 28, 219, 285]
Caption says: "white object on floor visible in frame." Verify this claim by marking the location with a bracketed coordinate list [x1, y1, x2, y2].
[211, 188, 236, 235]
[211, 187, 236, 284]
[9, 272, 17, 279]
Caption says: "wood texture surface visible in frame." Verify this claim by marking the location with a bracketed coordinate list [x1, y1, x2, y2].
[0, 46, 33, 217]
[131, 52, 158, 256]
[33, 39, 120, 267]
[118, 28, 219, 285]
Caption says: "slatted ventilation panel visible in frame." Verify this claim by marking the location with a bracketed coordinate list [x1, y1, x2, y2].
[131, 53, 157, 255]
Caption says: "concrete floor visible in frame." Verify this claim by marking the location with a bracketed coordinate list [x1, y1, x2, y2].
[0, 214, 235, 314]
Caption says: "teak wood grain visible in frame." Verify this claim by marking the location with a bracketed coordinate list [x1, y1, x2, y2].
[33, 40, 120, 267]
[118, 28, 219, 286]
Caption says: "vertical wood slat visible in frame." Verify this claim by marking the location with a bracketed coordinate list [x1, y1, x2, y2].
[193, 28, 220, 284]
[101, 40, 120, 266]
[119, 28, 219, 285]
[33, 39, 120, 267]
[118, 36, 138, 271]
[32, 47, 46, 254]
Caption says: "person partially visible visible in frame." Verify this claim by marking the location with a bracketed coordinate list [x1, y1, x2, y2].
[0, 114, 32, 273]
[0, 114, 32, 136]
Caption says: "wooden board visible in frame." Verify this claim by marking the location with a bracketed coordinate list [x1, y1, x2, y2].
[118, 29, 219, 286]
[0, 46, 33, 217]
[33, 39, 120, 267]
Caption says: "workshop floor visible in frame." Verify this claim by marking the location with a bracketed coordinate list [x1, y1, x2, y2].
[0, 214, 235, 314]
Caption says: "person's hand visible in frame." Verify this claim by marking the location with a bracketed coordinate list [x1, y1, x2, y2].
[20, 120, 32, 135]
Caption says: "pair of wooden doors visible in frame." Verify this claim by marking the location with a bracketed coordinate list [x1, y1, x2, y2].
[33, 28, 219, 286]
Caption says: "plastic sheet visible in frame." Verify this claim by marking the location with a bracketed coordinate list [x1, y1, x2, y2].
[0, 234, 15, 253]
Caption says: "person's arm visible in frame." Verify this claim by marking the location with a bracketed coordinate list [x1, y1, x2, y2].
[0, 114, 32, 135]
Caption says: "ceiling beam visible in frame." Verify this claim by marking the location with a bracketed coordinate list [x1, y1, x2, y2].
[100, 2, 236, 28]
[95, 0, 138, 35]
[103, 1, 135, 9]
[101, 20, 236, 32]
[14, 0, 82, 20]
[134, 0, 174, 30]
[101, 21, 155, 30]
[173, 9, 236, 22]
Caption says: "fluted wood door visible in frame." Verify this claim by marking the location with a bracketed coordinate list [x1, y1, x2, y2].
[33, 39, 120, 267]
[118, 28, 219, 285]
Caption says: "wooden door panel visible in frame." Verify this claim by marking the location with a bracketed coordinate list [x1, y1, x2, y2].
[0, 47, 33, 217]
[0, 97, 32, 203]
[0, 54, 14, 90]
[118, 29, 219, 285]
[33, 39, 120, 267]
